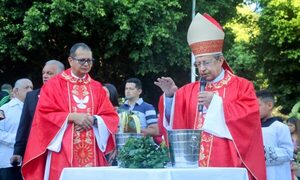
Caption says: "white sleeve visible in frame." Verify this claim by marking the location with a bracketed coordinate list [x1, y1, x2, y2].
[93, 115, 109, 152]
[47, 117, 68, 152]
[202, 94, 232, 140]
[0, 106, 19, 147]
[265, 124, 294, 166]
[163, 94, 175, 131]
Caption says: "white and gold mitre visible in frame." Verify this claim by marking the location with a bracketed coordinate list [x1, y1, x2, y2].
[187, 13, 224, 57]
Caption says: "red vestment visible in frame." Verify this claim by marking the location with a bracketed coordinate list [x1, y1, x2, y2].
[158, 70, 266, 180]
[22, 69, 119, 180]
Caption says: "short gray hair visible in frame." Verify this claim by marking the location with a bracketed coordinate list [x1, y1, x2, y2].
[14, 78, 32, 89]
[45, 60, 65, 73]
[213, 53, 223, 60]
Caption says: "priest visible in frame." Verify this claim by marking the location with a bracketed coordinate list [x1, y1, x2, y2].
[154, 13, 266, 180]
[22, 43, 119, 180]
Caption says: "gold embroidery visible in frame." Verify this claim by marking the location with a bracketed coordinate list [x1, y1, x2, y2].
[85, 131, 92, 144]
[72, 85, 79, 96]
[74, 131, 81, 144]
[62, 71, 91, 84]
[72, 85, 90, 109]
[73, 142, 93, 165]
[81, 86, 89, 96]
[199, 132, 213, 167]
[207, 70, 233, 90]
[66, 75, 96, 167]
[190, 40, 224, 56]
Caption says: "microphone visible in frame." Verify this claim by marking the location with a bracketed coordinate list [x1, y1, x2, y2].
[198, 77, 207, 112]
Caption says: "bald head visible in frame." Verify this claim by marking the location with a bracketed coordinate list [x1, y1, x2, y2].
[13, 78, 33, 102]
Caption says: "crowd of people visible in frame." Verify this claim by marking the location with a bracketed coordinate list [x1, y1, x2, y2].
[0, 12, 299, 180]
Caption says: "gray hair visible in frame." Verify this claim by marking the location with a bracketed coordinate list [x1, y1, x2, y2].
[213, 53, 223, 60]
[45, 60, 65, 73]
[14, 78, 32, 89]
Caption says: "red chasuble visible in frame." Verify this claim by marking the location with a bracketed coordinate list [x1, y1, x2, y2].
[158, 70, 266, 180]
[22, 69, 119, 180]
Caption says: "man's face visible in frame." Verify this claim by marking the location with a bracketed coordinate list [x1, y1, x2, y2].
[258, 98, 272, 121]
[15, 80, 33, 102]
[125, 82, 141, 101]
[42, 64, 59, 84]
[68, 47, 93, 78]
[194, 55, 223, 81]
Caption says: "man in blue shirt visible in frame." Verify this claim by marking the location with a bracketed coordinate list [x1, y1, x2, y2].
[119, 78, 159, 136]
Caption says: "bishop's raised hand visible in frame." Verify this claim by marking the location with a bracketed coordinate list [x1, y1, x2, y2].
[154, 77, 178, 97]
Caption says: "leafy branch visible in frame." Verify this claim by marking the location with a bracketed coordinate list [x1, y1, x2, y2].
[117, 136, 170, 168]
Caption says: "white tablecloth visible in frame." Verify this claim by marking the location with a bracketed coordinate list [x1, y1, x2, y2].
[59, 166, 249, 180]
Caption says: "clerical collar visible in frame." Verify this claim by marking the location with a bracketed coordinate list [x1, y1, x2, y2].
[261, 117, 282, 127]
[71, 71, 86, 80]
[211, 68, 225, 83]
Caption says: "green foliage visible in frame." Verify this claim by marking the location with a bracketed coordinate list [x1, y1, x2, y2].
[226, 1, 300, 113]
[117, 136, 170, 168]
[255, 0, 300, 113]
[224, 4, 260, 81]
[102, 0, 187, 76]
[0, 0, 245, 107]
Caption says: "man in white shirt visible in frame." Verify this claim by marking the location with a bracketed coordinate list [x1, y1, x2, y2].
[0, 78, 33, 180]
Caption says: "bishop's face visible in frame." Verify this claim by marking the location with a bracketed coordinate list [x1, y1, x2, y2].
[194, 55, 223, 82]
[68, 47, 93, 78]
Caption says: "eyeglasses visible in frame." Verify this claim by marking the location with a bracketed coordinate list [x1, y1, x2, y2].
[71, 57, 94, 65]
[193, 60, 215, 68]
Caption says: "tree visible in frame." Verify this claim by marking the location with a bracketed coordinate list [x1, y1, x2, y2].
[0, 0, 242, 107]
[225, 0, 300, 114]
[255, 0, 300, 113]
[225, 4, 261, 82]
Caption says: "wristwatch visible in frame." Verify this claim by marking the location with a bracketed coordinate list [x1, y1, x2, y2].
[93, 116, 98, 126]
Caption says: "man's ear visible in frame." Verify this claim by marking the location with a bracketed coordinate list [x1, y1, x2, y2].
[12, 88, 18, 95]
[68, 57, 73, 66]
[219, 56, 225, 63]
[267, 101, 274, 110]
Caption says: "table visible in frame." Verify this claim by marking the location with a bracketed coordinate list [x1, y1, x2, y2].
[60, 166, 249, 180]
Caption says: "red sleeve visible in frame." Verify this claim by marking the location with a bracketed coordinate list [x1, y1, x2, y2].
[22, 76, 70, 179]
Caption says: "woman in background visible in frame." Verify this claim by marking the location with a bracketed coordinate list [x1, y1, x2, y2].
[104, 83, 119, 109]
[103, 83, 119, 166]
[288, 117, 300, 179]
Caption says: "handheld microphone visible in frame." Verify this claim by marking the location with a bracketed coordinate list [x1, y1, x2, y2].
[198, 77, 207, 112]
[11, 159, 20, 167]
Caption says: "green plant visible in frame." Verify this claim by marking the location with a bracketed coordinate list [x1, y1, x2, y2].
[117, 136, 170, 168]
